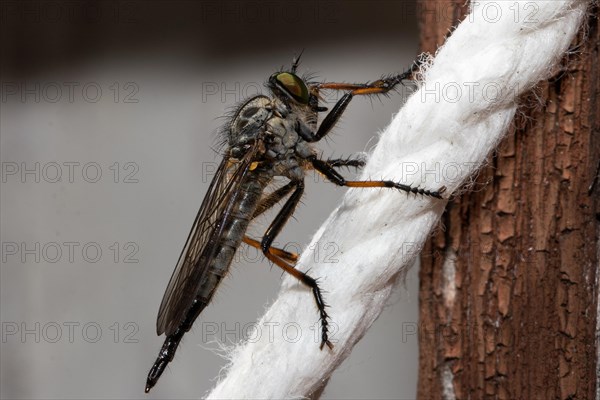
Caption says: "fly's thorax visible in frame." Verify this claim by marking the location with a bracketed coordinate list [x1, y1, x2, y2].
[228, 95, 272, 159]
[264, 116, 297, 156]
[262, 111, 315, 181]
[228, 95, 315, 180]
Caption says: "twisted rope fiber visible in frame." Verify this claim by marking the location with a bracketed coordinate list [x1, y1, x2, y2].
[207, 1, 589, 398]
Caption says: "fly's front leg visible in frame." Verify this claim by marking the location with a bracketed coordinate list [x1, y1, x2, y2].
[310, 157, 446, 199]
[312, 59, 419, 95]
[259, 180, 333, 350]
[302, 61, 421, 143]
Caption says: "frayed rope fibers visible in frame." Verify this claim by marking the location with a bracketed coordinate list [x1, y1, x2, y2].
[207, 1, 590, 398]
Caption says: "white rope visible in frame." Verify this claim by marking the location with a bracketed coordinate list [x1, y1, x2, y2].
[207, 1, 589, 398]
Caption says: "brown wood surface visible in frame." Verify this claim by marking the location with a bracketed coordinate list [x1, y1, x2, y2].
[417, 1, 599, 399]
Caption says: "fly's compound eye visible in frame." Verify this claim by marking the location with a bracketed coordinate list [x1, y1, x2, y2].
[272, 72, 309, 104]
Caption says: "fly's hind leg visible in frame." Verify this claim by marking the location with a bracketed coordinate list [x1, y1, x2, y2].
[247, 181, 300, 263]
[256, 179, 333, 350]
[243, 236, 298, 264]
[252, 180, 296, 220]
[263, 248, 333, 350]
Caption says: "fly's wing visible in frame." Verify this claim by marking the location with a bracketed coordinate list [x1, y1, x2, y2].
[156, 147, 257, 336]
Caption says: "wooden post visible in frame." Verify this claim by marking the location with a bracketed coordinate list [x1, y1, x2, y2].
[417, 1, 599, 399]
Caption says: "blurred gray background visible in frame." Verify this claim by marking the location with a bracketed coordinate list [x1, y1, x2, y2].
[1, 1, 424, 398]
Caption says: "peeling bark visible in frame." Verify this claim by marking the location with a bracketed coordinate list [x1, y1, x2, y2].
[417, 1, 599, 399]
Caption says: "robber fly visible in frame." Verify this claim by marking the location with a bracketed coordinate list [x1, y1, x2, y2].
[145, 54, 446, 392]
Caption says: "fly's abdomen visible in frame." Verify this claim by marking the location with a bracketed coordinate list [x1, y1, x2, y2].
[145, 170, 271, 392]
[197, 172, 269, 301]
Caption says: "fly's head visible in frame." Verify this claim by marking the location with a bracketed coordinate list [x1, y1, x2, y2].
[268, 71, 312, 111]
